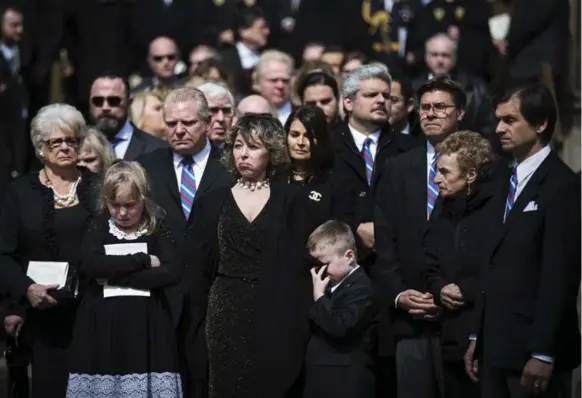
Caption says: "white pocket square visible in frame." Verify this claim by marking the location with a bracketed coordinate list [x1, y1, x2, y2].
[523, 201, 538, 212]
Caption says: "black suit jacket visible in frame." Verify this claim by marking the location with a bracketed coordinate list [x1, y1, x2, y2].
[137, 145, 232, 326]
[506, 0, 570, 79]
[304, 267, 377, 398]
[475, 151, 581, 371]
[424, 177, 500, 361]
[124, 127, 167, 161]
[219, 44, 250, 98]
[332, 122, 421, 226]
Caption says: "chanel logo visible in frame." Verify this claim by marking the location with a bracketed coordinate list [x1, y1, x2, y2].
[309, 191, 322, 202]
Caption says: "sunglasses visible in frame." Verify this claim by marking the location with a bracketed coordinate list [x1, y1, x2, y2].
[91, 96, 122, 107]
[44, 137, 79, 149]
[152, 54, 176, 62]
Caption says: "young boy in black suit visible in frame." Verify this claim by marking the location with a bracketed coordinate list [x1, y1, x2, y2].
[304, 220, 378, 398]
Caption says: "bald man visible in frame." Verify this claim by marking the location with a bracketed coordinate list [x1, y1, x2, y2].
[236, 95, 275, 118]
[132, 36, 185, 96]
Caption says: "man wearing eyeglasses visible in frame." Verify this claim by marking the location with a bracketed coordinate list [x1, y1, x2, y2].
[131, 36, 185, 97]
[89, 73, 166, 161]
[197, 82, 236, 149]
[372, 76, 466, 398]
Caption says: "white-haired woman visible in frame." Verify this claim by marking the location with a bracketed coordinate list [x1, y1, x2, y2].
[0, 104, 99, 396]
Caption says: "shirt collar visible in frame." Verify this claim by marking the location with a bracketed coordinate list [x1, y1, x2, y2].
[172, 138, 212, 169]
[114, 120, 133, 141]
[330, 265, 360, 293]
[514, 145, 552, 182]
[236, 41, 259, 57]
[348, 124, 381, 152]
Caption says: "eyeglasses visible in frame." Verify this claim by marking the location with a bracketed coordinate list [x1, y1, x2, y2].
[91, 96, 122, 107]
[209, 106, 234, 117]
[152, 54, 176, 62]
[419, 103, 456, 116]
[44, 137, 79, 149]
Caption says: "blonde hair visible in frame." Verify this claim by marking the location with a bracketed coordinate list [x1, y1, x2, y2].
[221, 114, 290, 178]
[252, 50, 294, 86]
[436, 130, 495, 177]
[307, 220, 357, 257]
[81, 127, 114, 173]
[129, 91, 164, 130]
[99, 161, 162, 234]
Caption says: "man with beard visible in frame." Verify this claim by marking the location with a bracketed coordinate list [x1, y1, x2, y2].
[89, 73, 166, 160]
[197, 82, 235, 150]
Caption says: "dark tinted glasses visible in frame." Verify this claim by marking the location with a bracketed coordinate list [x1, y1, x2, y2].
[44, 137, 80, 149]
[91, 96, 122, 107]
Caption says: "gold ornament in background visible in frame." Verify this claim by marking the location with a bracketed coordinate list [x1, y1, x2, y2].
[455, 6, 465, 20]
[243, 0, 256, 6]
[213, 0, 225, 6]
[433, 7, 445, 21]
[362, 0, 392, 53]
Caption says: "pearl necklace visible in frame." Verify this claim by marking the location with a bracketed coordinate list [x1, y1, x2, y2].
[236, 178, 269, 191]
[44, 169, 81, 207]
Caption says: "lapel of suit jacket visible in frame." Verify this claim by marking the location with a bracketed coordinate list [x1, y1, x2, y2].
[491, 152, 555, 255]
[196, 147, 222, 195]
[159, 148, 181, 206]
[336, 123, 368, 184]
[124, 127, 145, 160]
[330, 267, 363, 298]
[408, 146, 430, 234]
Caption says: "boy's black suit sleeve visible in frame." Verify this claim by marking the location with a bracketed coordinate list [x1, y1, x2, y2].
[309, 280, 376, 340]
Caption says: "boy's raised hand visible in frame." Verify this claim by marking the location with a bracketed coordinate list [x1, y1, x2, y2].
[310, 265, 330, 301]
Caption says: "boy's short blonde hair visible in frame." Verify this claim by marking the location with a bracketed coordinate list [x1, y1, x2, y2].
[307, 220, 357, 257]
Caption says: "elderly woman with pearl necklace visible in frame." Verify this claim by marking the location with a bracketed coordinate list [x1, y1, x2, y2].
[0, 103, 99, 397]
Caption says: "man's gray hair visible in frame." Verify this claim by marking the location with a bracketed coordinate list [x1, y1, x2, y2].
[342, 64, 392, 99]
[163, 86, 210, 121]
[30, 103, 87, 158]
[197, 82, 235, 108]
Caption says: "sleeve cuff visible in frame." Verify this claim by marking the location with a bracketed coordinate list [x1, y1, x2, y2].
[532, 354, 554, 364]
[469, 334, 477, 341]
[394, 291, 405, 308]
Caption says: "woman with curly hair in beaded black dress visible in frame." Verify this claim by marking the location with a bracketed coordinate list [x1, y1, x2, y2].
[66, 161, 183, 397]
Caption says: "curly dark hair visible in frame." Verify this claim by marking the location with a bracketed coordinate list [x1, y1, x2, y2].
[222, 114, 291, 178]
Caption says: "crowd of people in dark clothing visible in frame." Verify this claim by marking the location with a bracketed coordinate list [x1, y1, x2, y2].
[0, 0, 578, 398]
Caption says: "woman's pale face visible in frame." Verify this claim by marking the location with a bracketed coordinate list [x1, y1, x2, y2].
[40, 128, 80, 169]
[434, 153, 476, 197]
[233, 133, 270, 181]
[78, 146, 102, 173]
[141, 95, 164, 135]
[287, 119, 311, 161]
[107, 184, 144, 229]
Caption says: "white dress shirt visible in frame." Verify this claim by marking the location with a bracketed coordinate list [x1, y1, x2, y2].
[112, 121, 134, 160]
[511, 145, 552, 201]
[172, 139, 212, 189]
[276, 101, 293, 126]
[348, 124, 381, 160]
[400, 123, 411, 135]
[236, 42, 260, 70]
[330, 265, 360, 294]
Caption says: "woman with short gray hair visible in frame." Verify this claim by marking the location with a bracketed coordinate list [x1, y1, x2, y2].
[0, 103, 99, 396]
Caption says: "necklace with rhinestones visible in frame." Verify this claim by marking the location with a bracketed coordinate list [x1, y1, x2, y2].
[236, 178, 270, 191]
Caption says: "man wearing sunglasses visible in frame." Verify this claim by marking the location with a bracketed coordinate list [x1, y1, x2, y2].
[131, 36, 184, 97]
[89, 73, 166, 161]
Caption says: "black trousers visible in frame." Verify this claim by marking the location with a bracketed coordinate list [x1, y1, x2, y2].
[443, 360, 479, 398]
[480, 364, 571, 398]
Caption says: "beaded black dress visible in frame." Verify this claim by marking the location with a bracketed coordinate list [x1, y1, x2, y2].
[205, 191, 271, 398]
[66, 216, 183, 397]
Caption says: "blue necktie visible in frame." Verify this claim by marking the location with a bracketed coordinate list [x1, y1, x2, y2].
[504, 166, 518, 222]
[362, 138, 374, 185]
[180, 157, 197, 219]
[427, 155, 439, 219]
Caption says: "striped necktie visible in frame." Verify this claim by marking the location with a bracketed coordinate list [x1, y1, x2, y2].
[180, 157, 197, 219]
[361, 138, 374, 185]
[504, 165, 518, 222]
[427, 155, 439, 219]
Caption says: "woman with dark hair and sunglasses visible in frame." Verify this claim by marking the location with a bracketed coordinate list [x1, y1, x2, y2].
[284, 104, 356, 228]
[297, 72, 342, 128]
